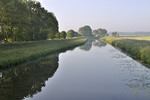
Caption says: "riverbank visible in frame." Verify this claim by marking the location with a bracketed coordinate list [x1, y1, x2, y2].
[102, 36, 150, 65]
[0, 39, 87, 69]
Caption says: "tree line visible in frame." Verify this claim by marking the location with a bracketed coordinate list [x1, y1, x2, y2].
[0, 0, 109, 43]
[0, 0, 58, 42]
[53, 25, 109, 39]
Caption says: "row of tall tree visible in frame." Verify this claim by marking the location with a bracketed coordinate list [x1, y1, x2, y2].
[0, 0, 58, 42]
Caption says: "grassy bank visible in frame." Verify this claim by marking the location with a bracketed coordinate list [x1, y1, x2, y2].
[0, 39, 87, 69]
[102, 36, 150, 65]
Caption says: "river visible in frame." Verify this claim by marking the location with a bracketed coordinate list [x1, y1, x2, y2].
[0, 39, 150, 100]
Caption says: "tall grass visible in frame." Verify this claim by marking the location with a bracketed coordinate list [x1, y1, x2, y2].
[103, 36, 150, 65]
[0, 39, 87, 69]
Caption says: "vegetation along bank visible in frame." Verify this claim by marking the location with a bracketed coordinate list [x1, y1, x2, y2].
[0, 39, 87, 69]
[102, 36, 150, 65]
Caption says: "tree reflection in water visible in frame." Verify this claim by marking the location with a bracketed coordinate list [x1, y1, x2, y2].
[93, 40, 107, 48]
[79, 38, 94, 51]
[79, 38, 107, 51]
[0, 54, 59, 100]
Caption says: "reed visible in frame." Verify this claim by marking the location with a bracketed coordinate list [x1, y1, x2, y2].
[103, 36, 150, 65]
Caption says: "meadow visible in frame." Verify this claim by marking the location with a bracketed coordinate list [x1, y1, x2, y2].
[102, 36, 150, 65]
[119, 36, 150, 41]
[0, 39, 87, 69]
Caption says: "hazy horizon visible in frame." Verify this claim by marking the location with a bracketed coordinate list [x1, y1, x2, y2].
[38, 0, 150, 32]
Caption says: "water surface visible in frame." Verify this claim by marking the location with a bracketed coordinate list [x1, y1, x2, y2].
[1, 39, 150, 100]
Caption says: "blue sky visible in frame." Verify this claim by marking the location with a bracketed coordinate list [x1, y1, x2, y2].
[38, 0, 150, 32]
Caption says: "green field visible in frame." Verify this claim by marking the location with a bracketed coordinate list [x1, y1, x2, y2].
[102, 36, 150, 65]
[118, 36, 150, 41]
[102, 36, 150, 43]
[0, 39, 87, 69]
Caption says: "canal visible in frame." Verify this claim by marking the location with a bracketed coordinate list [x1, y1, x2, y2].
[1, 39, 150, 100]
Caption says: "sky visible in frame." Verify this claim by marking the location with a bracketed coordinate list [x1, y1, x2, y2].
[37, 0, 150, 32]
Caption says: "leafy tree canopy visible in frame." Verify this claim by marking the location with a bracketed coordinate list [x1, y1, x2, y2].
[60, 31, 67, 39]
[93, 28, 108, 37]
[0, 0, 58, 42]
[55, 32, 60, 39]
[78, 25, 92, 36]
[67, 30, 75, 37]
[112, 32, 119, 37]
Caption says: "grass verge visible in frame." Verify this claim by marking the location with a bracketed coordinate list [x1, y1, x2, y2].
[0, 39, 87, 69]
[102, 36, 150, 65]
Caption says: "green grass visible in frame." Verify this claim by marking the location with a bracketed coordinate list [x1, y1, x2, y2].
[0, 39, 87, 69]
[102, 36, 150, 65]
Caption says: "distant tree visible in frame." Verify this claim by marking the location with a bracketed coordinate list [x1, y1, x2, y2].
[78, 25, 92, 36]
[60, 31, 67, 39]
[55, 32, 60, 39]
[74, 32, 79, 37]
[93, 30, 99, 36]
[93, 28, 108, 37]
[112, 32, 118, 37]
[67, 30, 75, 37]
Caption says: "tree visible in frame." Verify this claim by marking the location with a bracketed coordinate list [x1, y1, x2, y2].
[74, 32, 79, 37]
[0, 0, 59, 42]
[60, 31, 67, 39]
[55, 32, 60, 39]
[78, 25, 92, 36]
[93, 28, 108, 37]
[93, 30, 99, 36]
[112, 32, 118, 36]
[67, 30, 75, 37]
[47, 12, 59, 39]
